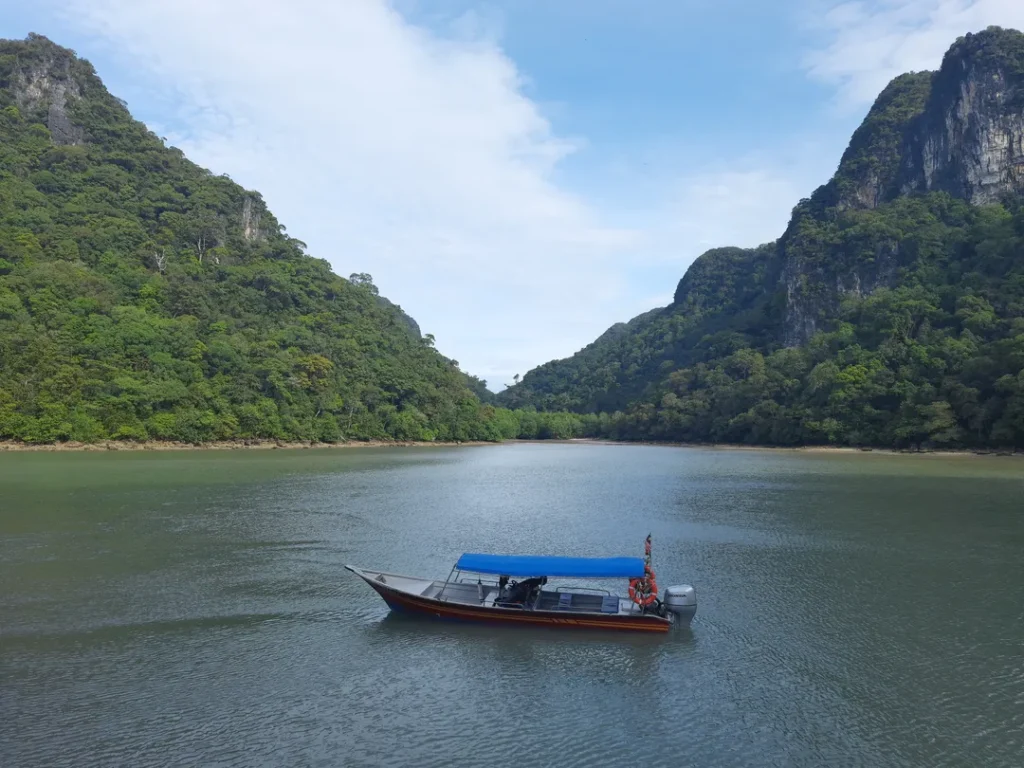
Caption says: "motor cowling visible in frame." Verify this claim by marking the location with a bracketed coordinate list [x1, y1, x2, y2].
[662, 584, 697, 624]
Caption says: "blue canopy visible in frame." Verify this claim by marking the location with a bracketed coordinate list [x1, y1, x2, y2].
[455, 553, 645, 578]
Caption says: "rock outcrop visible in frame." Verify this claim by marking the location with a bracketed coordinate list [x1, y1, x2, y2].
[0, 32, 492, 446]
[782, 26, 1024, 345]
[240, 196, 265, 243]
[899, 27, 1024, 204]
[830, 72, 935, 211]
[5, 33, 85, 145]
[501, 26, 1024, 417]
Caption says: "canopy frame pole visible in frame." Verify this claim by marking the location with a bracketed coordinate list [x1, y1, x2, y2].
[438, 565, 457, 602]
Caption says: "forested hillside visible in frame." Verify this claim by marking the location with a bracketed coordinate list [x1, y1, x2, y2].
[500, 27, 1024, 450]
[0, 34, 569, 444]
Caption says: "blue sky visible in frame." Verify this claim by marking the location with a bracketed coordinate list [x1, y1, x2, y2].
[5, 1, 1024, 389]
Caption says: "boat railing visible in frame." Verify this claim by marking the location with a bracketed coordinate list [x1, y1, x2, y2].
[438, 570, 617, 608]
[452, 575, 502, 586]
[439, 570, 504, 602]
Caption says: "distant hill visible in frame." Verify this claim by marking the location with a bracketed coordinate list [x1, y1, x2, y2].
[499, 27, 1024, 450]
[0, 33, 510, 444]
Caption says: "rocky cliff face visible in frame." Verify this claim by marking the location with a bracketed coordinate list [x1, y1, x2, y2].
[830, 72, 934, 212]
[781, 26, 1024, 346]
[4, 33, 85, 145]
[824, 27, 1024, 214]
[780, 233, 905, 347]
[1, 33, 429, 347]
[0, 33, 493, 445]
[240, 196, 265, 243]
[899, 27, 1024, 204]
[504, 25, 1024, 412]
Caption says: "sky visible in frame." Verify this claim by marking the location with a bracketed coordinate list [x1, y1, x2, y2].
[5, 1, 1024, 390]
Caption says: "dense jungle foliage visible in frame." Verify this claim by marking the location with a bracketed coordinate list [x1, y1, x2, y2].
[501, 30, 1024, 450]
[502, 194, 1024, 449]
[0, 35, 582, 444]
[572, 193, 1024, 448]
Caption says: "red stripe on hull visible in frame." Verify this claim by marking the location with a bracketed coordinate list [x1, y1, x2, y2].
[369, 581, 670, 633]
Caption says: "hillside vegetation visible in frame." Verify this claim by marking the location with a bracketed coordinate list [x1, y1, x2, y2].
[500, 28, 1024, 450]
[0, 34, 579, 445]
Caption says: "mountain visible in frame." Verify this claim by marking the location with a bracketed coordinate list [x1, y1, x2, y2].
[0, 33, 516, 444]
[499, 27, 1024, 450]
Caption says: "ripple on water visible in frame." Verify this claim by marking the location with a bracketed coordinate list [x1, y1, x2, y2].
[2, 444, 1023, 768]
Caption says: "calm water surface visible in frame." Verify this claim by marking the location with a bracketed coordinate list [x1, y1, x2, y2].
[1, 443, 1022, 767]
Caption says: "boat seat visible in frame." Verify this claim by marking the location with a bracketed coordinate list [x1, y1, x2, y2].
[555, 592, 573, 610]
[600, 595, 620, 614]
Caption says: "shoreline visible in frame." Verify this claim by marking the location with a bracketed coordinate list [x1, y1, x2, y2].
[0, 437, 1018, 457]
[558, 438, 1021, 458]
[0, 439, 496, 452]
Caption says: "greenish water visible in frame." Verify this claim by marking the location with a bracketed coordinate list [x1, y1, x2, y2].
[1, 444, 1022, 768]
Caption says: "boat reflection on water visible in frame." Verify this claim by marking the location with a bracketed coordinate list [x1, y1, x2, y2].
[372, 608, 695, 644]
[367, 609, 696, 682]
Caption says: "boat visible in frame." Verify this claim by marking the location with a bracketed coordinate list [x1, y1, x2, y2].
[346, 537, 696, 633]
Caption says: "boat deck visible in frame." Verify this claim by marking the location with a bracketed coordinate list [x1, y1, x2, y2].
[347, 565, 682, 631]
[422, 580, 639, 617]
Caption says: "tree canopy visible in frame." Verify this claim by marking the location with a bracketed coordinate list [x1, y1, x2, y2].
[500, 28, 1024, 452]
[0, 34, 573, 445]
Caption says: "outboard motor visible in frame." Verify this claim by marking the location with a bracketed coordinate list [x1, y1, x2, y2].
[636, 535, 696, 626]
[662, 584, 697, 625]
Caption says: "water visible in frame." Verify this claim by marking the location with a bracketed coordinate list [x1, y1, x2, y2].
[1, 443, 1022, 768]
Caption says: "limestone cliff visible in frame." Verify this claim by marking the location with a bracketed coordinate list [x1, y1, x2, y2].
[501, 26, 1024, 424]
[0, 33, 491, 445]
[5, 33, 85, 146]
[812, 26, 1024, 214]
[1, 33, 424, 338]
[829, 72, 934, 211]
[899, 27, 1024, 204]
[782, 26, 1024, 345]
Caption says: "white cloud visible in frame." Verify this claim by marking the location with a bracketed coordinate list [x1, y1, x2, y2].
[805, 0, 1024, 108]
[668, 168, 813, 251]
[35, 0, 883, 389]
[51, 0, 646, 389]
[18, 0, 1024, 393]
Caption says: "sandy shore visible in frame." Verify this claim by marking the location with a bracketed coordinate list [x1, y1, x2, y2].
[560, 438, 1021, 457]
[0, 439, 496, 452]
[0, 437, 1017, 456]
